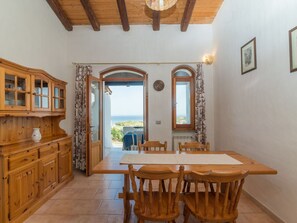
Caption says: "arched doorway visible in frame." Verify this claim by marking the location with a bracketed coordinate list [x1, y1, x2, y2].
[99, 66, 148, 155]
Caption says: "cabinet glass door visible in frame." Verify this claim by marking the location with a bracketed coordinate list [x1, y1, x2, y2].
[33, 77, 50, 111]
[52, 84, 65, 111]
[3, 71, 30, 110]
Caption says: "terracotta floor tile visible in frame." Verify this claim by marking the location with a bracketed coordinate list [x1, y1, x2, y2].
[97, 200, 124, 215]
[78, 214, 135, 223]
[95, 188, 119, 200]
[44, 199, 102, 215]
[238, 196, 264, 213]
[109, 180, 124, 189]
[66, 180, 111, 189]
[24, 214, 80, 223]
[237, 213, 277, 223]
[33, 199, 56, 215]
[104, 174, 124, 181]
[87, 174, 105, 181]
[51, 187, 99, 200]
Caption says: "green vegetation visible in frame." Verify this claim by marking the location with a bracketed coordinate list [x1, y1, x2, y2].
[177, 116, 188, 124]
[111, 126, 124, 142]
[111, 121, 143, 142]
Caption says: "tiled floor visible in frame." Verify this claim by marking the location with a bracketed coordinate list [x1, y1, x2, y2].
[25, 170, 278, 223]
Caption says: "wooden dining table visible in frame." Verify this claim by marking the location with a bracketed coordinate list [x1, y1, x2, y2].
[93, 150, 277, 223]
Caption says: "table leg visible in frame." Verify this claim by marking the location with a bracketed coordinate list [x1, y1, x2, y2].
[123, 174, 131, 223]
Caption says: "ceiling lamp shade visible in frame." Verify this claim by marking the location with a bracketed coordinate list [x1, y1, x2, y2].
[146, 0, 178, 11]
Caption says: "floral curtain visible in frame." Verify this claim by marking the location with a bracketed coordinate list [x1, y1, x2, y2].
[73, 65, 92, 171]
[194, 63, 207, 144]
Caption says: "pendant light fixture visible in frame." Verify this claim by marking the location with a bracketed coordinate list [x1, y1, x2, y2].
[145, 0, 178, 11]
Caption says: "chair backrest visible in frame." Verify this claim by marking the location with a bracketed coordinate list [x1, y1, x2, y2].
[129, 164, 184, 220]
[185, 170, 248, 222]
[138, 140, 167, 151]
[178, 141, 210, 152]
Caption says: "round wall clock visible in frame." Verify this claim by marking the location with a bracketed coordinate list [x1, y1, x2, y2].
[153, 80, 165, 91]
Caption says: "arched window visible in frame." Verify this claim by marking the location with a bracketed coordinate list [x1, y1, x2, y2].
[172, 65, 195, 130]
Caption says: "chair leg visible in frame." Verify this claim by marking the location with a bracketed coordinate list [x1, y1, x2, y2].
[162, 179, 166, 192]
[182, 180, 188, 193]
[186, 181, 191, 192]
[183, 206, 190, 223]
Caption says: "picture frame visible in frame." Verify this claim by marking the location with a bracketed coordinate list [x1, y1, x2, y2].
[241, 38, 257, 74]
[289, 26, 297, 73]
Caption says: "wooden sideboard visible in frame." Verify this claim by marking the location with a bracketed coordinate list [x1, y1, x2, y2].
[0, 58, 73, 223]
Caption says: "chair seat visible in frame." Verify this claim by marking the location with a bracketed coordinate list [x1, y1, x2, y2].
[134, 191, 180, 222]
[183, 192, 238, 222]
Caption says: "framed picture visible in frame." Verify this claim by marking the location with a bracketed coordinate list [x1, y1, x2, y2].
[241, 38, 257, 74]
[289, 26, 297, 73]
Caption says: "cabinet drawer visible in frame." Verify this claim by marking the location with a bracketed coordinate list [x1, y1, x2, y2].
[9, 150, 38, 171]
[39, 143, 58, 158]
[58, 139, 72, 152]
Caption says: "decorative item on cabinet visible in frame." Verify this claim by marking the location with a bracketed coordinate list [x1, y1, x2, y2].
[0, 58, 72, 223]
[32, 127, 42, 142]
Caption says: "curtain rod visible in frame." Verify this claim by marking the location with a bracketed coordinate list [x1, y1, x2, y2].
[72, 61, 203, 65]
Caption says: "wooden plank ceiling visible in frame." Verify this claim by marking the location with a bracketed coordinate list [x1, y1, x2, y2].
[47, 0, 223, 32]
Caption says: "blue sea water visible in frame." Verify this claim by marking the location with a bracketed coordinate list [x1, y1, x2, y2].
[111, 115, 143, 125]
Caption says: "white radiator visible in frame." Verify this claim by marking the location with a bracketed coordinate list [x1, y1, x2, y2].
[172, 135, 195, 151]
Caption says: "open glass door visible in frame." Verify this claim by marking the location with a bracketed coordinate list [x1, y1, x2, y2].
[86, 75, 102, 176]
[99, 67, 148, 156]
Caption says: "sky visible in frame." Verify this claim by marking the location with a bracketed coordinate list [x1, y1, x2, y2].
[109, 84, 188, 117]
[109, 85, 143, 116]
[176, 83, 188, 116]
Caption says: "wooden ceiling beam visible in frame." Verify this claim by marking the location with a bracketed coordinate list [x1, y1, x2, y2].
[80, 0, 100, 31]
[46, 0, 73, 31]
[116, 0, 130, 31]
[181, 0, 196, 32]
[152, 11, 160, 31]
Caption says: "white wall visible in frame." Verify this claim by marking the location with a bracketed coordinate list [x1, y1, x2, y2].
[213, 1, 297, 222]
[69, 25, 214, 149]
[0, 0, 73, 134]
[104, 93, 112, 149]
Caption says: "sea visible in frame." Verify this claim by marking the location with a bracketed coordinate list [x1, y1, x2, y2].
[111, 115, 143, 125]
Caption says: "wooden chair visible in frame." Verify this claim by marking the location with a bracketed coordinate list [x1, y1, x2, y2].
[129, 164, 184, 223]
[178, 141, 210, 152]
[178, 141, 210, 192]
[137, 140, 168, 192]
[183, 170, 248, 223]
[138, 140, 167, 152]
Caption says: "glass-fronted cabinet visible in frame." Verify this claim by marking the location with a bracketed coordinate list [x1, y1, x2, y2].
[31, 75, 51, 111]
[0, 68, 30, 110]
[52, 83, 66, 112]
